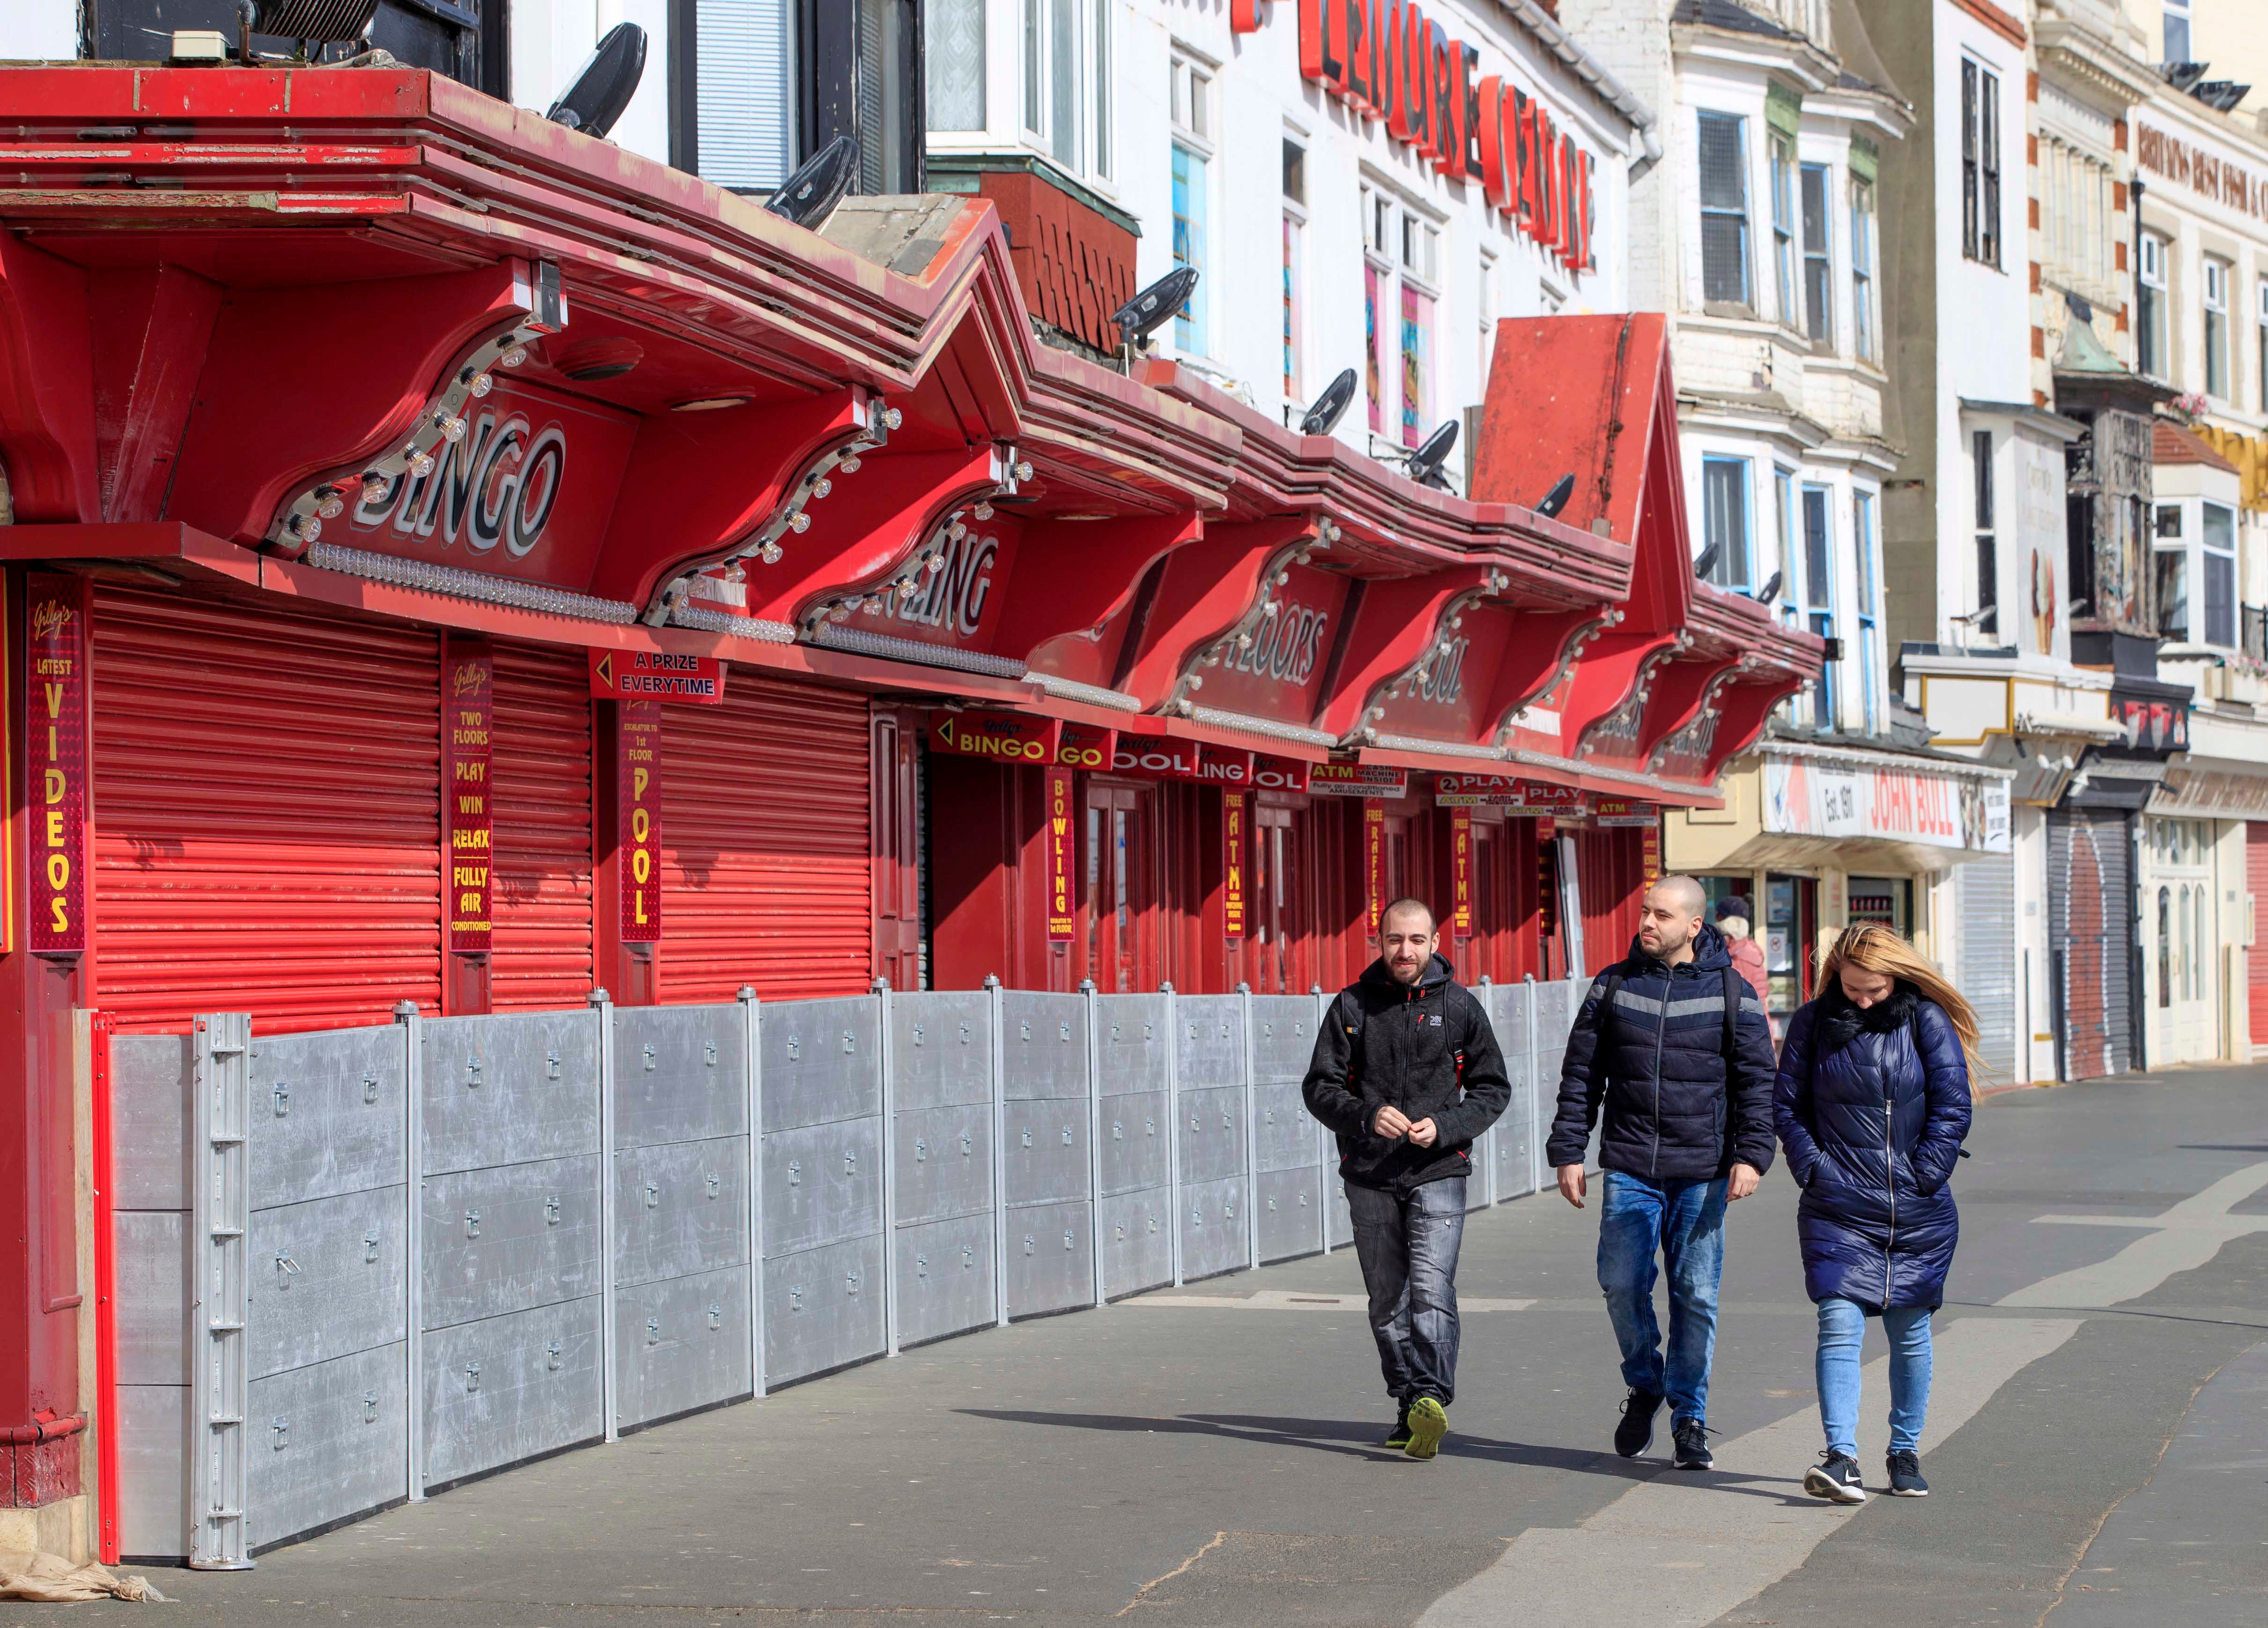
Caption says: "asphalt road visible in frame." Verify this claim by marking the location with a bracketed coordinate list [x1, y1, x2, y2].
[67, 1064, 2268, 1627]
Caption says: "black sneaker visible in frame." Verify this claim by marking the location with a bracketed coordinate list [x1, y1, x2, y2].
[1671, 1418, 1714, 1470]
[1614, 1388, 1663, 1458]
[1804, 1450, 1868, 1504]
[1383, 1405, 1412, 1450]
[1885, 1449, 1929, 1496]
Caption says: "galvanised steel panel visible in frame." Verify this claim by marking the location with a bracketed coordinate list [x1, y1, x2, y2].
[613, 1264, 753, 1429]
[1256, 1167, 1323, 1264]
[247, 1341, 407, 1551]
[891, 992, 993, 1112]
[613, 1003, 747, 1150]
[1326, 1181, 1354, 1250]
[614, 1136, 751, 1288]
[894, 1214, 995, 1348]
[249, 1024, 406, 1209]
[249, 1184, 406, 1381]
[1175, 996, 1244, 1088]
[759, 997, 881, 1132]
[116, 1209, 188, 1387]
[1005, 1197, 1092, 1319]
[1002, 1098, 1091, 1210]
[1176, 1084, 1247, 1184]
[421, 1012, 600, 1177]
[762, 1234, 886, 1386]
[1000, 992, 1088, 1100]
[893, 1103, 993, 1226]
[1251, 1082, 1315, 1173]
[117, 1383, 187, 1559]
[1249, 997, 1319, 1082]
[1494, 1092, 1536, 1199]
[1093, 995, 1168, 1096]
[421, 1295, 604, 1490]
[1095, 1090, 1169, 1197]
[1467, 1140, 1492, 1211]
[760, 1117, 883, 1257]
[1097, 1189, 1173, 1299]
[1540, 980, 1574, 1046]
[112, 1033, 192, 1211]
[1491, 983, 1529, 1059]
[421, 1156, 602, 1330]
[1178, 1174, 1247, 1282]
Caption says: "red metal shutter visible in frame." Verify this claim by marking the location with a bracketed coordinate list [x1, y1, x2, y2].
[89, 586, 443, 1034]
[661, 674, 870, 1001]
[1576, 825, 1645, 977]
[488, 640, 596, 1010]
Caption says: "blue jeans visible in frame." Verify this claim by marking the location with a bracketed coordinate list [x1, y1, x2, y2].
[1346, 1177, 1467, 1407]
[1817, 1297, 1932, 1457]
[1597, 1170, 1727, 1424]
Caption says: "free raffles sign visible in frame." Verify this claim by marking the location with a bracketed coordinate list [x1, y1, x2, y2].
[24, 574, 90, 954]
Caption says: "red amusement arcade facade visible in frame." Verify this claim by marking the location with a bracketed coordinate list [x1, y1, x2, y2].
[0, 66, 1817, 1527]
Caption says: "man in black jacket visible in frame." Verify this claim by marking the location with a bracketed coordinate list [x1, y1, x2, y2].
[1303, 898, 1511, 1461]
[1546, 875, 1776, 1471]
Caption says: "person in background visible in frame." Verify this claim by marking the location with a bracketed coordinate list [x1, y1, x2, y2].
[1773, 924, 1977, 1504]
[1720, 915, 1776, 1044]
[1546, 876, 1778, 1470]
[1302, 899, 1511, 1461]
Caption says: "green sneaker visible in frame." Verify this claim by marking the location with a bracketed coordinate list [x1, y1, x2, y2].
[1383, 1406, 1413, 1450]
[1404, 1396, 1448, 1460]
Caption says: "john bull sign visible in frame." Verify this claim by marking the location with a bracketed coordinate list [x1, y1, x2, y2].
[1763, 757, 2010, 854]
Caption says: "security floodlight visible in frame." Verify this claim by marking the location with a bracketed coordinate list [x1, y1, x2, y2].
[1534, 472, 1576, 518]
[766, 137, 859, 229]
[1692, 541, 1721, 581]
[1111, 267, 1201, 351]
[236, 0, 378, 64]
[1404, 420, 1458, 489]
[1299, 369, 1359, 437]
[2163, 61, 2210, 93]
[547, 23, 647, 139]
[1755, 570, 1784, 604]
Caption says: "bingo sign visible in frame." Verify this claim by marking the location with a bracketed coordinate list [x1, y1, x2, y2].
[618, 700, 662, 942]
[25, 573, 90, 954]
[1045, 766, 1075, 942]
[443, 642, 495, 953]
[930, 710, 1063, 766]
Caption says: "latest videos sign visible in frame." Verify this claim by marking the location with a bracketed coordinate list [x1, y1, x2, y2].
[24, 574, 89, 954]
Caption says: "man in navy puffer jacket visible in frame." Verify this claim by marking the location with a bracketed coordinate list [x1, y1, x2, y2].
[1546, 876, 1777, 1469]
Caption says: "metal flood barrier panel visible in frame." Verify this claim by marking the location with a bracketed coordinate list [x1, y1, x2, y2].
[107, 977, 1582, 1567]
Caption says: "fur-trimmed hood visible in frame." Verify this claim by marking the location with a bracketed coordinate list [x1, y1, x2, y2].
[1812, 981, 1920, 1053]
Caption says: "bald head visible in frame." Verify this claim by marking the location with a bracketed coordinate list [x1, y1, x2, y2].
[1637, 875, 1708, 965]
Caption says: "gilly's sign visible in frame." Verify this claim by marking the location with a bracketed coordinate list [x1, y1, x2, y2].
[1247, 0, 1594, 268]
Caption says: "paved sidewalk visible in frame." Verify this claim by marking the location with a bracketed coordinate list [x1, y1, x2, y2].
[72, 1067, 2268, 1628]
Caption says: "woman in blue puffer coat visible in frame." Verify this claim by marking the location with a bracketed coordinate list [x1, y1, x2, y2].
[1773, 923, 1978, 1505]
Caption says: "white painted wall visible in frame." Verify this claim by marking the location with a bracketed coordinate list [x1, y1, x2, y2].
[511, 0, 674, 169]
[0, 0, 77, 59]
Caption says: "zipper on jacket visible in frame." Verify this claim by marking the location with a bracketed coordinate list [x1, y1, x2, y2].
[1649, 969, 1669, 1177]
[1882, 1037, 1897, 1296]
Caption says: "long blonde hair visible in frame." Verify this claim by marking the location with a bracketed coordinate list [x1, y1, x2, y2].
[1817, 923, 1989, 1080]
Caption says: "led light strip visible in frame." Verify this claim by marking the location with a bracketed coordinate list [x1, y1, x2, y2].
[304, 541, 639, 623]
[666, 605, 797, 644]
[1031, 674, 1144, 712]
[1492, 607, 1624, 749]
[1348, 573, 1509, 747]
[808, 622, 1030, 679]
[1185, 706, 1338, 747]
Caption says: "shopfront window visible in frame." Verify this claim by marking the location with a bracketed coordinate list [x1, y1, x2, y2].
[1085, 783, 1152, 993]
[2157, 884, 2172, 1007]
[1698, 111, 1752, 307]
[1847, 876, 1911, 933]
[1764, 874, 1816, 1023]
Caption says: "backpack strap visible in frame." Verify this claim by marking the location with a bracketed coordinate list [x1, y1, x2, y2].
[1722, 965, 1740, 1058]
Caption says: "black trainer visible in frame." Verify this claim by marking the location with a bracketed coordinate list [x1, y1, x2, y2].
[1383, 1405, 1412, 1450]
[1885, 1449, 1929, 1496]
[1671, 1418, 1714, 1470]
[1804, 1450, 1867, 1504]
[1614, 1388, 1663, 1458]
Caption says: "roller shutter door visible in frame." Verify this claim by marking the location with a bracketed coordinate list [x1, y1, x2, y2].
[1954, 851, 2017, 1080]
[662, 674, 870, 1000]
[90, 587, 443, 1033]
[488, 640, 596, 1010]
[2249, 823, 2268, 1056]
[2051, 808, 2133, 1080]
[1574, 825, 1645, 980]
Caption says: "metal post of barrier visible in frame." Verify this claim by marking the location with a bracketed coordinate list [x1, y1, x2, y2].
[398, 1000, 427, 1501]
[188, 1012, 252, 1569]
[1313, 984, 1330, 1254]
[739, 987, 765, 1398]
[591, 988, 619, 1445]
[1238, 984, 1259, 1273]
[875, 979, 900, 1356]
[1162, 982, 1183, 1288]
[987, 976, 1008, 1328]
[1525, 976, 1541, 1198]
[1082, 980, 1105, 1307]
[1477, 977, 1497, 1207]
